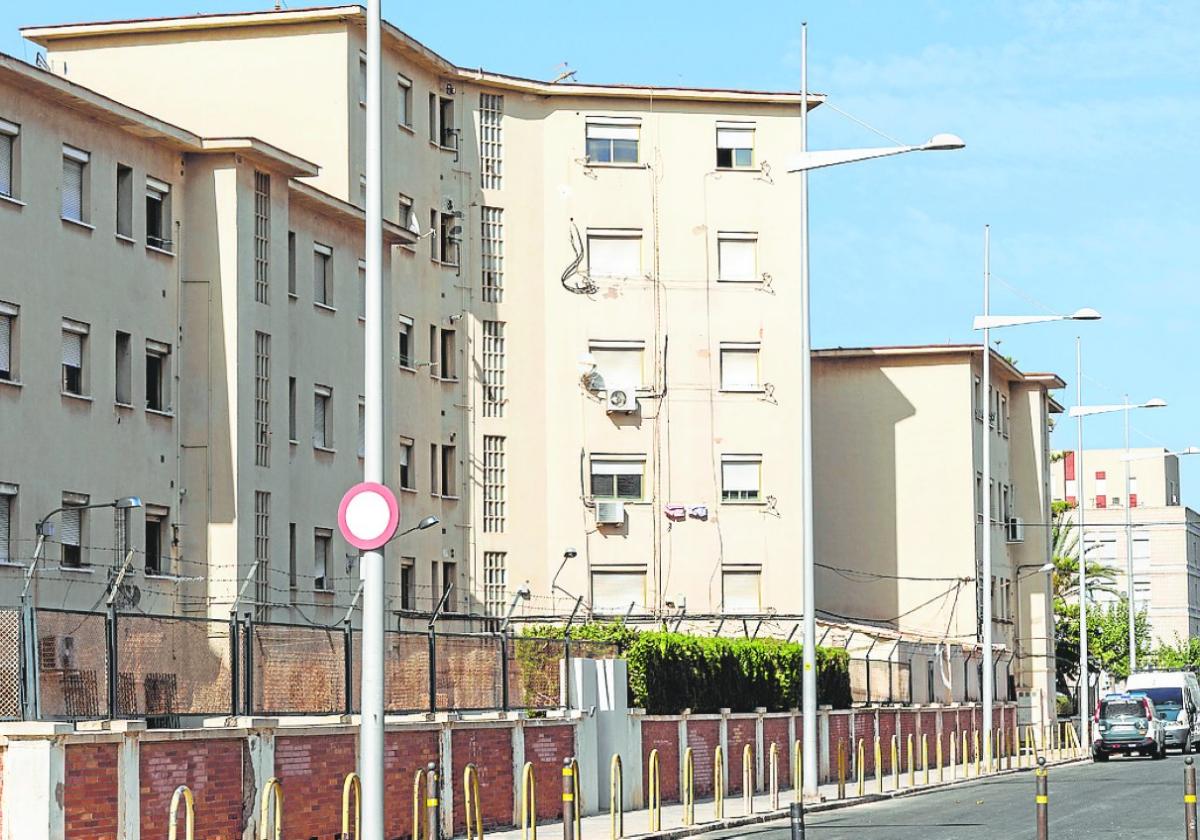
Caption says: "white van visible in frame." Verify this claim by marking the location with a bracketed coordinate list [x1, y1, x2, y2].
[1125, 670, 1200, 753]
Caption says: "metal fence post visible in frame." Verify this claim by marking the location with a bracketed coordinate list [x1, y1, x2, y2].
[789, 800, 805, 840]
[243, 612, 254, 716]
[1186, 757, 1198, 840]
[428, 626, 438, 714]
[426, 761, 440, 840]
[20, 603, 36, 720]
[229, 613, 240, 716]
[500, 631, 510, 712]
[343, 620, 353, 717]
[562, 758, 576, 840]
[1035, 757, 1048, 840]
[106, 603, 118, 719]
[563, 635, 572, 709]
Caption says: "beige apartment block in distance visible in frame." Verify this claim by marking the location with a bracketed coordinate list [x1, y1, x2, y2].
[812, 346, 1062, 724]
[20, 5, 809, 624]
[1051, 448, 1200, 645]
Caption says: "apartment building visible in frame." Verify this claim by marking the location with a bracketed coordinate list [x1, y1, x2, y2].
[1050, 448, 1200, 644]
[24, 5, 810, 622]
[811, 346, 1062, 722]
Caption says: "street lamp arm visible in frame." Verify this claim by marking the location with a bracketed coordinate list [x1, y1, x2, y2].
[973, 314, 1071, 330]
[1069, 400, 1167, 417]
[787, 134, 965, 173]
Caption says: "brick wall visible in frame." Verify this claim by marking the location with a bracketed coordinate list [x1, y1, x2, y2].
[383, 729, 440, 840]
[64, 743, 118, 840]
[726, 718, 756, 794]
[878, 712, 897, 775]
[828, 713, 851, 782]
[763, 718, 790, 788]
[852, 711, 876, 777]
[898, 711, 918, 774]
[140, 738, 242, 840]
[452, 727, 514, 833]
[523, 725, 574, 821]
[685, 719, 719, 797]
[640, 721, 680, 803]
[275, 734, 357, 840]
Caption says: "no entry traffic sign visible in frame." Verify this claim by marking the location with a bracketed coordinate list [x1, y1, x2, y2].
[338, 482, 400, 550]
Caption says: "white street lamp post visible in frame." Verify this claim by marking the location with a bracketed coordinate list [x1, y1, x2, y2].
[972, 229, 1098, 767]
[792, 22, 964, 799]
[1067, 396, 1166, 682]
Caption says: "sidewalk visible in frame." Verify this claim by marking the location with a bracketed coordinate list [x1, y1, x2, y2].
[484, 751, 1083, 840]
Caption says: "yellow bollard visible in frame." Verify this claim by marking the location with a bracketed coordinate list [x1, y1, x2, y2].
[922, 734, 930, 786]
[891, 734, 900, 791]
[259, 777, 283, 840]
[714, 745, 725, 820]
[464, 765, 483, 840]
[342, 772, 361, 840]
[742, 743, 754, 815]
[609, 755, 624, 840]
[836, 740, 846, 800]
[949, 732, 957, 780]
[521, 761, 537, 840]
[973, 730, 981, 778]
[960, 731, 968, 778]
[856, 739, 865, 797]
[168, 785, 194, 840]
[792, 740, 802, 804]
[647, 748, 661, 832]
[567, 758, 583, 840]
[682, 747, 695, 826]
[907, 733, 915, 788]
[769, 742, 780, 810]
[936, 733, 944, 783]
[874, 736, 884, 794]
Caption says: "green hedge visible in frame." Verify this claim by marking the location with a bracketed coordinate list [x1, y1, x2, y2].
[521, 622, 851, 713]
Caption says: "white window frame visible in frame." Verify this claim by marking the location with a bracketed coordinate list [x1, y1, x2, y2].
[313, 242, 333, 308]
[398, 315, 414, 369]
[590, 455, 647, 501]
[397, 74, 413, 128]
[587, 229, 642, 279]
[313, 384, 333, 450]
[722, 565, 762, 613]
[483, 552, 507, 617]
[253, 171, 270, 303]
[145, 339, 172, 413]
[719, 342, 762, 392]
[483, 435, 506, 533]
[0, 117, 18, 199]
[591, 566, 647, 614]
[482, 321, 505, 417]
[254, 332, 270, 466]
[479, 92, 504, 189]
[0, 482, 16, 565]
[721, 453, 763, 503]
[717, 232, 758, 282]
[0, 300, 17, 383]
[61, 318, 89, 397]
[585, 117, 641, 165]
[145, 176, 172, 251]
[481, 206, 504, 302]
[589, 339, 645, 390]
[715, 121, 755, 169]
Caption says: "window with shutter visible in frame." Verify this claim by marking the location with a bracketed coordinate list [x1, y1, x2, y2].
[61, 146, 88, 222]
[715, 124, 755, 168]
[585, 119, 640, 164]
[587, 231, 642, 278]
[0, 484, 14, 564]
[591, 568, 646, 613]
[717, 234, 757, 282]
[0, 119, 16, 198]
[61, 323, 86, 395]
[398, 316, 413, 367]
[60, 498, 85, 567]
[0, 311, 12, 380]
[722, 568, 761, 613]
[313, 244, 332, 306]
[590, 457, 646, 500]
[720, 344, 761, 390]
[398, 438, 414, 489]
[146, 177, 171, 250]
[314, 529, 332, 591]
[589, 342, 644, 389]
[313, 386, 331, 448]
[357, 260, 366, 319]
[721, 455, 762, 502]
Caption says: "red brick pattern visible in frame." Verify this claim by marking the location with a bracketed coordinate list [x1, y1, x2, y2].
[453, 727, 514, 833]
[383, 730, 440, 840]
[64, 743, 119, 840]
[641, 721, 680, 803]
[828, 713, 851, 782]
[763, 718, 790, 788]
[275, 734, 356, 840]
[685, 720, 720, 797]
[523, 725, 574, 821]
[726, 718, 756, 794]
[140, 738, 243, 840]
[898, 711, 918, 774]
[853, 711, 876, 777]
[878, 713, 897, 775]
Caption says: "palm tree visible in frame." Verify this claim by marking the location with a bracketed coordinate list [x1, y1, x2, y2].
[1051, 502, 1119, 602]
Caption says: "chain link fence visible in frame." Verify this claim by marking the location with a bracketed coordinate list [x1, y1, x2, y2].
[0, 610, 22, 719]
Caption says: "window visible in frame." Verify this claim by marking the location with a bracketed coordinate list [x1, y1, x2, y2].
[397, 315, 413, 367]
[439, 328, 457, 380]
[61, 320, 88, 396]
[288, 523, 297, 592]
[113, 331, 131, 404]
[145, 177, 171, 250]
[0, 301, 17, 382]
[591, 568, 646, 613]
[254, 333, 270, 466]
[721, 454, 762, 502]
[287, 232, 297, 296]
[145, 340, 171, 412]
[0, 483, 15, 564]
[439, 212, 459, 266]
[398, 437, 414, 490]
[430, 443, 439, 495]
[479, 93, 503, 188]
[313, 385, 332, 449]
[314, 528, 332, 591]
[357, 397, 365, 458]
[357, 259, 366, 319]
[587, 230, 642, 278]
[313, 243, 333, 306]
[481, 206, 504, 302]
[116, 164, 133, 238]
[429, 325, 439, 377]
[483, 436, 506, 533]
[717, 233, 757, 282]
[429, 209, 440, 261]
[589, 340, 644, 389]
[60, 492, 87, 568]
[484, 552, 507, 616]
[429, 93, 455, 148]
[0, 118, 16, 198]
[254, 171, 270, 303]
[975, 472, 983, 522]
[254, 492, 270, 614]
[61, 145, 88, 222]
[400, 558, 415, 610]
[144, 505, 168, 575]
[358, 53, 367, 105]
[440, 561, 457, 611]
[720, 343, 761, 391]
[1000, 393, 1009, 436]
[590, 457, 645, 501]
[716, 123, 755, 168]
[585, 118, 640, 164]
[440, 444, 457, 498]
[973, 376, 983, 421]
[723, 567, 762, 613]
[398, 194, 414, 234]
[287, 376, 297, 442]
[397, 74, 413, 127]
[482, 321, 505, 417]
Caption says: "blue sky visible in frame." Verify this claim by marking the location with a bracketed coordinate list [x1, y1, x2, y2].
[5, 2, 1199, 502]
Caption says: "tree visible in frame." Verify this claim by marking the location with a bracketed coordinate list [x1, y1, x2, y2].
[1051, 501, 1119, 601]
[1056, 597, 1151, 693]
[1151, 636, 1200, 670]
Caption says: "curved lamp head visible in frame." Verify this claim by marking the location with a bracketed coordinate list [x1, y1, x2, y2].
[416, 515, 440, 530]
[515, 584, 532, 600]
[563, 547, 578, 559]
[1143, 398, 1168, 409]
[921, 133, 966, 151]
[115, 497, 143, 509]
[1070, 307, 1102, 321]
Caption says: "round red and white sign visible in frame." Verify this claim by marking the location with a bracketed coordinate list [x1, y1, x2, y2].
[338, 482, 400, 550]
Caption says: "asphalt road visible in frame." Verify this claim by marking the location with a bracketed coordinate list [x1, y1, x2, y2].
[694, 753, 1193, 840]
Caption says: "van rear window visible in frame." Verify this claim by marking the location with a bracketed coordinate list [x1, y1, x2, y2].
[1101, 700, 1145, 719]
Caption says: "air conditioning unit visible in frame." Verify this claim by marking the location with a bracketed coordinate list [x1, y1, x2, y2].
[596, 501, 625, 525]
[1006, 517, 1025, 543]
[605, 382, 639, 414]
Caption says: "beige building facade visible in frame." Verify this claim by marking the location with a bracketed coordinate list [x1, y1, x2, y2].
[15, 5, 810, 627]
[1051, 448, 1200, 644]
[812, 346, 1061, 722]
